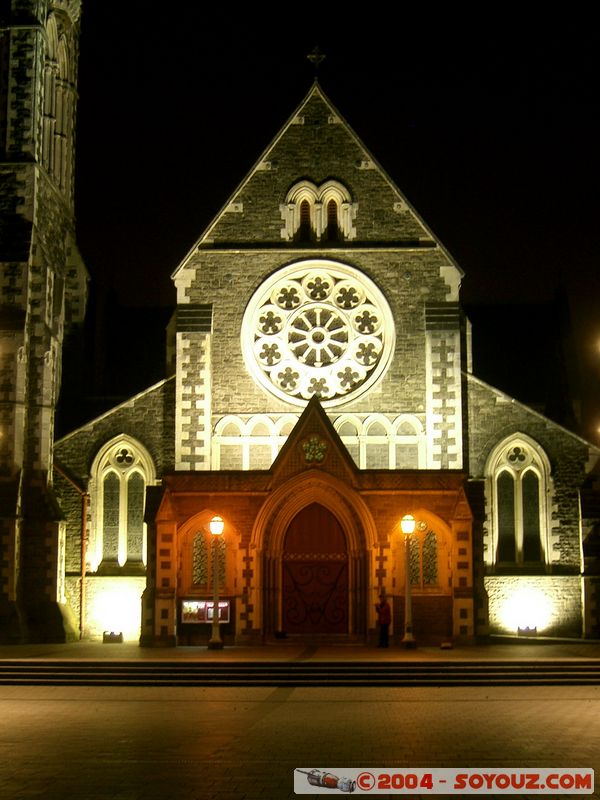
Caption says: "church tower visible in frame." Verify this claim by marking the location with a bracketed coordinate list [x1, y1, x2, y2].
[0, 0, 87, 641]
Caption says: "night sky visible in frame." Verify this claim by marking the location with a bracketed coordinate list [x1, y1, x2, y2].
[72, 8, 600, 440]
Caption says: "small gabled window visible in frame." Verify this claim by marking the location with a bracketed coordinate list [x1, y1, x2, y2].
[280, 180, 356, 241]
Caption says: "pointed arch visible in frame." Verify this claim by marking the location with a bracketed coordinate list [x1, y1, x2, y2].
[43, 10, 77, 202]
[280, 179, 357, 241]
[282, 503, 348, 634]
[484, 433, 552, 567]
[391, 508, 453, 594]
[176, 509, 238, 597]
[252, 470, 376, 554]
[89, 435, 156, 571]
[251, 471, 375, 637]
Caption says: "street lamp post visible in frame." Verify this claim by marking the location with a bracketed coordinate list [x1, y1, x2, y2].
[208, 515, 225, 650]
[401, 514, 416, 648]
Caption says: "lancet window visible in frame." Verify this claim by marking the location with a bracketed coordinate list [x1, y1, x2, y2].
[90, 436, 156, 570]
[280, 180, 356, 241]
[486, 436, 551, 566]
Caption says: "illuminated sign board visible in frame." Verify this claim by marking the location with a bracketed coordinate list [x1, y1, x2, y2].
[181, 599, 230, 624]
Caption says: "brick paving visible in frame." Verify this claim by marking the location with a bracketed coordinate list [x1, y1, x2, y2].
[0, 642, 599, 799]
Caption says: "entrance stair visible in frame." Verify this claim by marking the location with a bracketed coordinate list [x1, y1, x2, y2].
[0, 660, 599, 687]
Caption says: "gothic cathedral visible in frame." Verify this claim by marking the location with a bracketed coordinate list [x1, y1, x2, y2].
[2, 2, 599, 645]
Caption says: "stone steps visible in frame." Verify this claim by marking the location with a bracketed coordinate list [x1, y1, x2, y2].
[1, 660, 599, 686]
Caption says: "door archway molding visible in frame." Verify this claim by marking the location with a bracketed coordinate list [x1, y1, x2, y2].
[251, 470, 377, 557]
[251, 470, 376, 637]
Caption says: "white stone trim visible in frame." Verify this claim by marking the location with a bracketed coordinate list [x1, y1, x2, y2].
[241, 259, 394, 408]
[211, 413, 298, 470]
[484, 433, 553, 567]
[88, 435, 156, 571]
[279, 180, 357, 241]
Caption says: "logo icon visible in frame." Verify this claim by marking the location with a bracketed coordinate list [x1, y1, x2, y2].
[356, 771, 376, 791]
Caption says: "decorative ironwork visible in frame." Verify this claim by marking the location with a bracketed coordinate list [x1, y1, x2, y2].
[284, 552, 347, 561]
[422, 529, 438, 585]
[283, 561, 347, 628]
[409, 536, 420, 586]
[407, 526, 439, 587]
[307, 46, 326, 73]
[192, 533, 225, 587]
[192, 533, 208, 585]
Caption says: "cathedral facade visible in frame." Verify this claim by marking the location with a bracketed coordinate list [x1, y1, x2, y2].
[2, 2, 600, 646]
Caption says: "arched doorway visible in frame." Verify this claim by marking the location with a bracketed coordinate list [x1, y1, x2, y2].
[282, 503, 348, 635]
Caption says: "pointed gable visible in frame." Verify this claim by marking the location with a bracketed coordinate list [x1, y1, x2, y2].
[174, 82, 452, 278]
[269, 396, 358, 487]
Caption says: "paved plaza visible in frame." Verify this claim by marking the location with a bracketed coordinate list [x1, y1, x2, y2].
[1, 642, 599, 799]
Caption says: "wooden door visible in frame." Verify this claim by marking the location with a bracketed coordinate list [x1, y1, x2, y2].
[282, 504, 348, 634]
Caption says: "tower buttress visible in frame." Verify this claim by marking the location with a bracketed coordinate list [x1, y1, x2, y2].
[0, 0, 87, 642]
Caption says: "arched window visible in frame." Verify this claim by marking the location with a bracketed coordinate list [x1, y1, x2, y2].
[212, 414, 296, 469]
[486, 437, 550, 566]
[365, 418, 390, 469]
[179, 514, 235, 597]
[43, 12, 77, 205]
[326, 199, 339, 241]
[393, 416, 425, 469]
[299, 199, 312, 241]
[394, 517, 451, 597]
[90, 436, 156, 571]
[409, 528, 439, 588]
[334, 413, 425, 469]
[280, 180, 356, 241]
[335, 416, 360, 466]
[192, 532, 226, 589]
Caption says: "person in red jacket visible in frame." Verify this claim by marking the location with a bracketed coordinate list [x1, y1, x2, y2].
[375, 593, 391, 648]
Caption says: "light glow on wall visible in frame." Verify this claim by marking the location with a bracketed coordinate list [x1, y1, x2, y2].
[498, 587, 554, 633]
[87, 582, 142, 640]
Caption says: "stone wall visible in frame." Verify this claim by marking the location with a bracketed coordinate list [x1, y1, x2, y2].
[53, 379, 175, 632]
[467, 374, 589, 569]
[54, 378, 176, 483]
[485, 574, 582, 638]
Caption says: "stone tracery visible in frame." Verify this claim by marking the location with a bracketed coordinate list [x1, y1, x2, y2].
[242, 261, 394, 406]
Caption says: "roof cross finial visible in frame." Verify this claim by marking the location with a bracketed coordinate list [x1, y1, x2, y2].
[307, 46, 326, 75]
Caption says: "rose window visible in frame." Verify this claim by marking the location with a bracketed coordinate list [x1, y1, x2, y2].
[242, 260, 394, 406]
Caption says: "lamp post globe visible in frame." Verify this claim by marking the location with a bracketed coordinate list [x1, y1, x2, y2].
[208, 515, 225, 649]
